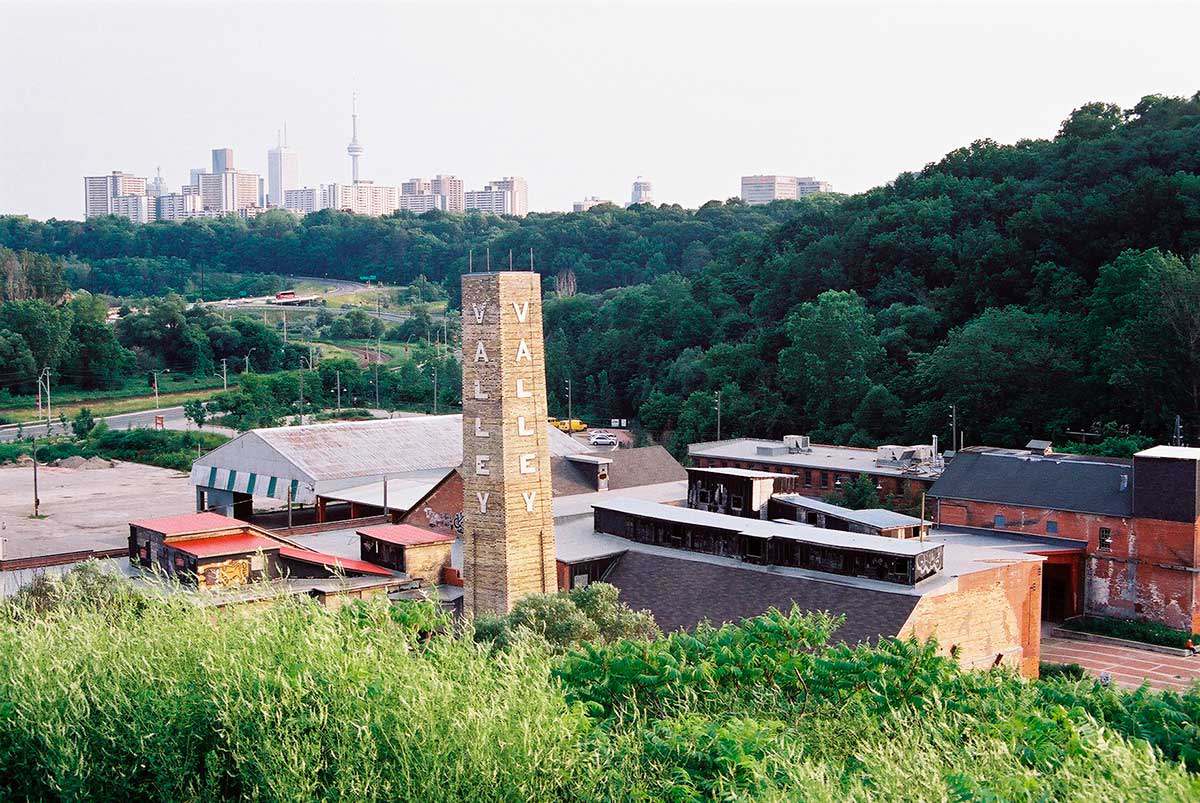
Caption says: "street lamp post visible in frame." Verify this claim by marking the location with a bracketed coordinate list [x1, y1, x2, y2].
[244, 347, 257, 374]
[151, 369, 170, 410]
[714, 390, 722, 441]
[565, 377, 573, 427]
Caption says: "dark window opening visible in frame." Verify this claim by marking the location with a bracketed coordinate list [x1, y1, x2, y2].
[1099, 527, 1113, 550]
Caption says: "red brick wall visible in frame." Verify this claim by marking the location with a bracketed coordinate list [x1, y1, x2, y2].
[901, 560, 1042, 678]
[401, 471, 464, 537]
[937, 497, 1200, 632]
[935, 498, 1129, 546]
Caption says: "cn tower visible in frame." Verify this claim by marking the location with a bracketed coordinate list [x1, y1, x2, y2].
[347, 92, 364, 183]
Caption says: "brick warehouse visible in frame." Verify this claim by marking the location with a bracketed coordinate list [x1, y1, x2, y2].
[930, 444, 1200, 632]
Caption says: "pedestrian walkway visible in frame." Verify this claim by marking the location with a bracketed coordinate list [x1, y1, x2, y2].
[1041, 634, 1200, 691]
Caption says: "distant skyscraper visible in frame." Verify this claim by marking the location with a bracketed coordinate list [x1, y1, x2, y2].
[346, 93, 365, 182]
[198, 170, 260, 213]
[324, 181, 399, 217]
[284, 187, 325, 215]
[431, 174, 465, 212]
[211, 148, 233, 174]
[630, 177, 653, 206]
[189, 168, 206, 189]
[740, 175, 833, 205]
[268, 131, 300, 207]
[148, 168, 167, 199]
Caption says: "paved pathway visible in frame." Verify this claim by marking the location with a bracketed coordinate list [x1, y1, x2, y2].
[1041, 634, 1200, 691]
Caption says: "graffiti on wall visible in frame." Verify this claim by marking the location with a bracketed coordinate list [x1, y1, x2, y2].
[424, 507, 464, 535]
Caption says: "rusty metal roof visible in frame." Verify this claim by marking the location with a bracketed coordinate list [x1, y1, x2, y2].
[130, 512, 245, 536]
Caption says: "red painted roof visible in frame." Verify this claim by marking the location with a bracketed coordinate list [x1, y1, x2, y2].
[131, 512, 243, 536]
[277, 546, 394, 577]
[357, 523, 456, 547]
[167, 533, 280, 558]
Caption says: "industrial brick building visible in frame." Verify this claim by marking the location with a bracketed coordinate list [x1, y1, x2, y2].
[688, 438, 944, 507]
[930, 444, 1200, 632]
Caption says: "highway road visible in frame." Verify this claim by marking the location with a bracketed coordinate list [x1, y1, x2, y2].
[0, 405, 233, 442]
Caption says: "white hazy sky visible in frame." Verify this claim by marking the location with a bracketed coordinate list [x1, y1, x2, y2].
[1, 0, 1196, 221]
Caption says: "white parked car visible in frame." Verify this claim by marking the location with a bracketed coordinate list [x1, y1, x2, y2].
[589, 431, 617, 447]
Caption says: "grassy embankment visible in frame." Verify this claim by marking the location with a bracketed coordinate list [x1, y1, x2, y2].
[0, 375, 231, 424]
[0, 573, 1198, 801]
[0, 427, 228, 472]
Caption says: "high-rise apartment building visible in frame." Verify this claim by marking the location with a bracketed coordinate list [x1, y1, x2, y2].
[398, 193, 446, 213]
[465, 177, 528, 217]
[401, 178, 432, 196]
[267, 141, 299, 207]
[110, 194, 151, 224]
[630, 177, 653, 206]
[284, 187, 325, 215]
[148, 168, 167, 199]
[198, 169, 260, 213]
[432, 174, 465, 212]
[211, 148, 233, 174]
[156, 193, 204, 221]
[189, 168, 206, 190]
[323, 181, 399, 217]
[740, 174, 833, 204]
[83, 171, 148, 218]
[573, 196, 610, 212]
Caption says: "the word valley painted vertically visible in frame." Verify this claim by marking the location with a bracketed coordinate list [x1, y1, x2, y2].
[461, 271, 557, 616]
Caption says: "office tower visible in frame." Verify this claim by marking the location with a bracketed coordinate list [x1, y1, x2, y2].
[211, 148, 233, 174]
[465, 177, 528, 217]
[148, 168, 167, 199]
[740, 175, 833, 205]
[268, 134, 300, 207]
[630, 176, 653, 205]
[346, 93, 364, 182]
[83, 171, 147, 218]
[189, 168, 206, 189]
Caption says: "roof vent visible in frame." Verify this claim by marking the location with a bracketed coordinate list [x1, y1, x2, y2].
[783, 435, 811, 453]
[1026, 439, 1053, 456]
[756, 444, 789, 456]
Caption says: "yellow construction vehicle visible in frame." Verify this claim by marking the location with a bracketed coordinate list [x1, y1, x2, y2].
[548, 417, 588, 433]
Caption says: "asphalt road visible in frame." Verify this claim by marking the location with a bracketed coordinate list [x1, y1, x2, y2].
[0, 405, 199, 442]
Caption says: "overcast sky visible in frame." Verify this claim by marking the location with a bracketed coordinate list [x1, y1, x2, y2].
[1, 0, 1196, 221]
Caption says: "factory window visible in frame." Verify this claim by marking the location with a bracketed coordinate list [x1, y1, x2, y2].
[1046, 520, 1058, 534]
[730, 494, 744, 513]
[993, 514, 1007, 528]
[820, 472, 829, 488]
[1099, 527, 1113, 550]
[803, 470, 813, 487]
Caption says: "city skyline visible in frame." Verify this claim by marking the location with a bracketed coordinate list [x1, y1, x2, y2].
[2, 1, 1198, 221]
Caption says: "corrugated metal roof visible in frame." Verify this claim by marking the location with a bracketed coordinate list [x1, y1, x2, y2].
[192, 415, 588, 502]
[168, 533, 279, 558]
[688, 466, 793, 479]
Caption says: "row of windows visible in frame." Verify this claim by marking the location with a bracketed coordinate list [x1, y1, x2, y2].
[990, 513, 1114, 549]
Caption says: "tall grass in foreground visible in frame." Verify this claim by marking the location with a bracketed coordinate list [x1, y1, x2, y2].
[0, 572, 1198, 801]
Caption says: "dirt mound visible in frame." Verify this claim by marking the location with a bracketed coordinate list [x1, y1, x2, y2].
[55, 455, 88, 469]
[82, 456, 114, 470]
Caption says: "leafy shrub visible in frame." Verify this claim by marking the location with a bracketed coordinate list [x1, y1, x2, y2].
[1040, 661, 1089, 681]
[1061, 615, 1199, 649]
[474, 583, 658, 651]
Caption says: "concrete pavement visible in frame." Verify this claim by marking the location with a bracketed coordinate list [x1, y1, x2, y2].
[1041, 634, 1200, 691]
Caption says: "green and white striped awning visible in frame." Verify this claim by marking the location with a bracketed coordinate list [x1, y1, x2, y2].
[190, 464, 311, 503]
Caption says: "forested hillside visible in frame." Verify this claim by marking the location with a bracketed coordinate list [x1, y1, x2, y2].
[3, 92, 1199, 449]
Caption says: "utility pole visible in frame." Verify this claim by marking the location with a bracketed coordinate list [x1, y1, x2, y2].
[714, 390, 722, 441]
[565, 377, 573, 426]
[283, 311, 288, 343]
[949, 404, 958, 452]
[298, 358, 311, 424]
[220, 358, 228, 391]
[1172, 414, 1185, 447]
[336, 370, 342, 412]
[37, 367, 51, 435]
[151, 369, 169, 410]
[31, 435, 40, 518]
[431, 366, 438, 415]
[374, 345, 380, 410]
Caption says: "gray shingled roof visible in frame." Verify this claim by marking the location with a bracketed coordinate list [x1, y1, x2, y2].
[929, 448, 1133, 516]
[603, 551, 919, 644]
[552, 445, 686, 497]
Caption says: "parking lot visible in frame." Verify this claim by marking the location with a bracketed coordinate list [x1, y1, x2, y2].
[0, 461, 196, 560]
